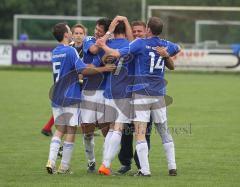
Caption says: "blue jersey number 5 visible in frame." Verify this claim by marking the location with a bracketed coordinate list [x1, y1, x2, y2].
[53, 62, 61, 82]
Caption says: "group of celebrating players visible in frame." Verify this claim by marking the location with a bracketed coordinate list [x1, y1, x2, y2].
[44, 15, 180, 177]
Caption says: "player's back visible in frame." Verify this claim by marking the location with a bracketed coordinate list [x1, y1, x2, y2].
[104, 38, 134, 99]
[51, 44, 86, 107]
[52, 44, 79, 82]
[135, 37, 178, 77]
[132, 37, 179, 96]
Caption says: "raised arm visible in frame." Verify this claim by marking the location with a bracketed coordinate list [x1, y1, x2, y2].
[114, 16, 134, 41]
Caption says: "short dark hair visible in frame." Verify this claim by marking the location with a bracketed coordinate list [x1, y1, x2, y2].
[52, 22, 68, 42]
[113, 21, 126, 35]
[147, 17, 163, 36]
[71, 23, 86, 35]
[96, 18, 112, 32]
[131, 20, 146, 28]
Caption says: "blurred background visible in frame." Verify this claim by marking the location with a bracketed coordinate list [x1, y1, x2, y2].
[0, 0, 240, 70]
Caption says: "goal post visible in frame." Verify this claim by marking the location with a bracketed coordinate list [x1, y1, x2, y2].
[147, 6, 240, 45]
[195, 20, 240, 44]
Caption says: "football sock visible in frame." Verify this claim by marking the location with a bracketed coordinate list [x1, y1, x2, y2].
[103, 129, 113, 161]
[163, 142, 176, 170]
[136, 140, 151, 175]
[83, 134, 95, 163]
[61, 141, 74, 170]
[155, 121, 176, 170]
[48, 136, 61, 166]
[43, 115, 54, 131]
[103, 130, 122, 168]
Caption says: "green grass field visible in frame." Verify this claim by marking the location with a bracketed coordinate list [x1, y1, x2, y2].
[0, 69, 240, 187]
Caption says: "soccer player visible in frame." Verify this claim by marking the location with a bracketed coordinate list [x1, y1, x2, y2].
[41, 24, 87, 137]
[117, 20, 151, 174]
[96, 16, 135, 176]
[97, 17, 180, 176]
[46, 22, 116, 174]
[70, 23, 86, 58]
[117, 20, 176, 175]
[80, 17, 114, 172]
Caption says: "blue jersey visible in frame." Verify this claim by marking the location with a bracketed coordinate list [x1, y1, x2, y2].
[83, 36, 96, 64]
[82, 36, 106, 90]
[93, 38, 135, 99]
[119, 37, 180, 96]
[51, 44, 87, 107]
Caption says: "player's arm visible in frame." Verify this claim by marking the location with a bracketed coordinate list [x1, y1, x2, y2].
[155, 46, 176, 70]
[113, 16, 134, 41]
[89, 31, 114, 55]
[73, 48, 115, 75]
[82, 64, 116, 75]
[96, 38, 121, 58]
[165, 57, 175, 70]
[88, 44, 100, 55]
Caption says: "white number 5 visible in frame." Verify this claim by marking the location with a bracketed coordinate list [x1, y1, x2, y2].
[53, 62, 61, 82]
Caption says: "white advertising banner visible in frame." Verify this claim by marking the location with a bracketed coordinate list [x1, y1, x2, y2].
[174, 49, 240, 71]
[0, 45, 12, 66]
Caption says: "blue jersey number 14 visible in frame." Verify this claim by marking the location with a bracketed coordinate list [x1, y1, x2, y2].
[149, 52, 164, 73]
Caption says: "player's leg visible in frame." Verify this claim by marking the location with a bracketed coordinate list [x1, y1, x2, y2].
[57, 106, 79, 174]
[99, 98, 131, 175]
[134, 121, 151, 176]
[46, 107, 66, 174]
[58, 125, 77, 174]
[133, 93, 151, 176]
[152, 96, 177, 176]
[134, 121, 152, 170]
[81, 123, 96, 172]
[117, 123, 133, 174]
[46, 124, 65, 174]
[104, 122, 123, 165]
[82, 126, 96, 173]
[41, 115, 54, 136]
[80, 90, 98, 172]
[98, 123, 114, 175]
[155, 120, 177, 176]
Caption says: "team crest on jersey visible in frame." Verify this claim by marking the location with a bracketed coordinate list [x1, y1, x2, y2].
[86, 36, 95, 41]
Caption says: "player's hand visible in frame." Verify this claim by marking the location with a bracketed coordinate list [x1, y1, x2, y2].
[102, 54, 117, 64]
[104, 64, 117, 72]
[96, 38, 106, 47]
[155, 46, 170, 58]
[108, 16, 121, 33]
[114, 15, 127, 22]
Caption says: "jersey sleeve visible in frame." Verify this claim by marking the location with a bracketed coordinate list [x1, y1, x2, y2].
[166, 41, 181, 56]
[83, 36, 96, 53]
[118, 39, 143, 56]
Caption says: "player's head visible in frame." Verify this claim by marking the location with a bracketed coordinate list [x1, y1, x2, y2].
[71, 23, 86, 44]
[146, 17, 163, 37]
[95, 18, 112, 39]
[52, 22, 72, 43]
[131, 21, 146, 39]
[113, 21, 126, 35]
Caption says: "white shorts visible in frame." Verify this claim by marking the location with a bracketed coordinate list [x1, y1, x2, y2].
[80, 90, 105, 123]
[104, 98, 133, 123]
[133, 93, 167, 123]
[52, 106, 80, 126]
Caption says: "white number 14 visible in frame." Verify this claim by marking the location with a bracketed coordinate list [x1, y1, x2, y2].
[149, 52, 164, 73]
